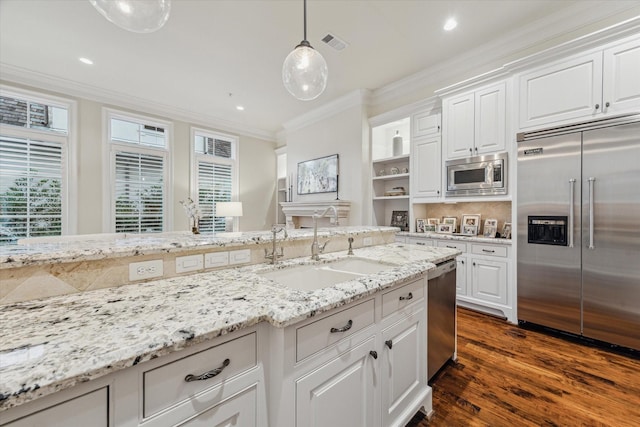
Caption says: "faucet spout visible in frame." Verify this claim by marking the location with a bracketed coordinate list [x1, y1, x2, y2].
[311, 205, 339, 261]
[265, 225, 287, 264]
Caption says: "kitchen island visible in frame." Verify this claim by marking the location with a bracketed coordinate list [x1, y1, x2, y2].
[0, 234, 459, 427]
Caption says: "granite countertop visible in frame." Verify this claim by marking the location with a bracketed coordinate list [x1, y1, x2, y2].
[0, 226, 398, 269]
[398, 231, 512, 245]
[0, 243, 459, 411]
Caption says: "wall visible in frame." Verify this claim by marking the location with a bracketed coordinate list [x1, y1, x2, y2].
[1, 80, 276, 233]
[285, 99, 369, 226]
[414, 201, 512, 235]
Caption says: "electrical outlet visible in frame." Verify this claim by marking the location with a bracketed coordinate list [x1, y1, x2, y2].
[129, 260, 163, 281]
[205, 251, 229, 268]
[229, 249, 251, 265]
[176, 254, 203, 274]
[363, 237, 373, 246]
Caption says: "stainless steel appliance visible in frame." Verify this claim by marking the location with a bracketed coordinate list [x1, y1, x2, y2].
[445, 152, 507, 197]
[517, 114, 640, 350]
[428, 259, 457, 380]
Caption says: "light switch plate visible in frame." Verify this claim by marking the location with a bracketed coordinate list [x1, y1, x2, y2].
[176, 254, 203, 274]
[129, 260, 163, 281]
[205, 251, 229, 268]
[229, 249, 251, 265]
[363, 237, 373, 246]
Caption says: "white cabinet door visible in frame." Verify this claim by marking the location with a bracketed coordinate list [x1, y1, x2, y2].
[470, 257, 508, 305]
[518, 52, 603, 129]
[295, 336, 376, 427]
[412, 111, 441, 137]
[603, 37, 640, 114]
[406, 236, 434, 247]
[444, 93, 474, 159]
[455, 256, 468, 296]
[380, 310, 425, 427]
[475, 83, 506, 155]
[412, 135, 441, 198]
[178, 386, 257, 427]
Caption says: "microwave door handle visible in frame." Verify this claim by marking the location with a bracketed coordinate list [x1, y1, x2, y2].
[588, 177, 595, 249]
[569, 179, 575, 248]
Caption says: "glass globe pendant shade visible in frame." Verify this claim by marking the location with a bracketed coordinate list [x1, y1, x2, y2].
[282, 41, 328, 101]
[89, 0, 171, 33]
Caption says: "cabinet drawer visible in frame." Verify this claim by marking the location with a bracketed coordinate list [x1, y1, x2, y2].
[406, 237, 434, 247]
[382, 279, 424, 318]
[471, 244, 507, 258]
[143, 332, 257, 419]
[437, 240, 467, 252]
[296, 299, 375, 362]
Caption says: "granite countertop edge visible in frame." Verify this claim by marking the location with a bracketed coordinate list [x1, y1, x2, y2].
[0, 243, 458, 411]
[397, 231, 513, 245]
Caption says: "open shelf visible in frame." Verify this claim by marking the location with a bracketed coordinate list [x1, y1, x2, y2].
[372, 173, 409, 181]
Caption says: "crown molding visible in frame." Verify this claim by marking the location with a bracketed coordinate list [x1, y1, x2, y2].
[368, 96, 439, 128]
[0, 63, 276, 142]
[370, 2, 640, 108]
[282, 89, 372, 133]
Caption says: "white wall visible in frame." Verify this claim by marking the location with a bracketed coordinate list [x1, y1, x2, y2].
[1, 80, 276, 233]
[285, 99, 369, 226]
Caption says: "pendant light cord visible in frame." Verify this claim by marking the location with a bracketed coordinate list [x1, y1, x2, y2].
[303, 0, 307, 42]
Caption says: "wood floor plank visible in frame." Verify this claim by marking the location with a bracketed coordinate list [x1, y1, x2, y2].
[407, 307, 640, 427]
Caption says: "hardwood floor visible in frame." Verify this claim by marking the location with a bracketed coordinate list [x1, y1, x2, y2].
[407, 308, 640, 427]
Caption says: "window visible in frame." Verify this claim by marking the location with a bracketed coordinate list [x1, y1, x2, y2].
[106, 111, 170, 234]
[0, 90, 71, 245]
[192, 130, 237, 233]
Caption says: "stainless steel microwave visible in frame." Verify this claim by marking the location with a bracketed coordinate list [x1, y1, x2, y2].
[445, 152, 507, 196]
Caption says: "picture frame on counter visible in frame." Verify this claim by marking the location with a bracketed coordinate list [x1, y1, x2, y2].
[462, 214, 481, 231]
[502, 222, 512, 239]
[436, 223, 454, 234]
[484, 218, 498, 238]
[427, 218, 440, 225]
[416, 219, 426, 233]
[462, 225, 478, 236]
[443, 217, 457, 233]
[425, 224, 436, 232]
[390, 210, 409, 231]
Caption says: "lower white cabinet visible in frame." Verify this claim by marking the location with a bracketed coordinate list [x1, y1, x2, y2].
[178, 385, 257, 427]
[470, 257, 508, 306]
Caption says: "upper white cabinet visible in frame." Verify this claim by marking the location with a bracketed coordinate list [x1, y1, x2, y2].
[412, 134, 441, 199]
[442, 81, 507, 160]
[412, 110, 441, 137]
[518, 35, 640, 129]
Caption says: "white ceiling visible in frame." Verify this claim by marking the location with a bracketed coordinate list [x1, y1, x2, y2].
[1, 0, 639, 139]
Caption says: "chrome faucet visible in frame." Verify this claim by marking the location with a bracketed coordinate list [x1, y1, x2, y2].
[311, 206, 339, 261]
[264, 225, 287, 264]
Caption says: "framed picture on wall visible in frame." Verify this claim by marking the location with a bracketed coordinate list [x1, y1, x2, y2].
[297, 154, 339, 195]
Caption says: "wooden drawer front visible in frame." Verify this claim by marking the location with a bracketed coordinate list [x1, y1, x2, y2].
[296, 300, 375, 362]
[406, 237, 434, 247]
[4, 387, 109, 427]
[437, 240, 467, 252]
[143, 332, 257, 419]
[471, 244, 507, 258]
[382, 279, 424, 318]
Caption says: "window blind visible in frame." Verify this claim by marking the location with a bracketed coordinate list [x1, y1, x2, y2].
[197, 161, 232, 232]
[114, 151, 164, 233]
[0, 136, 63, 244]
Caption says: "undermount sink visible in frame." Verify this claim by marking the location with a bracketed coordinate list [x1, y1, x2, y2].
[258, 258, 396, 291]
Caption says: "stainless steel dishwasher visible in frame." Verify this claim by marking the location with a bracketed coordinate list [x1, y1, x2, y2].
[428, 259, 457, 381]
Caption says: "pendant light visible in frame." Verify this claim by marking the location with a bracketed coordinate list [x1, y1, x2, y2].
[282, 0, 328, 101]
[89, 0, 171, 33]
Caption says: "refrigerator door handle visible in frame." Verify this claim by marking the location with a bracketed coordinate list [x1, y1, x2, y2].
[588, 177, 596, 249]
[569, 178, 576, 247]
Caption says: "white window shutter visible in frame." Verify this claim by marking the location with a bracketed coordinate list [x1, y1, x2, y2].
[197, 161, 232, 232]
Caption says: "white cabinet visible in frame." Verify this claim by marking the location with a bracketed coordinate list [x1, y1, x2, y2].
[179, 386, 258, 427]
[443, 81, 506, 160]
[470, 257, 508, 306]
[518, 35, 640, 129]
[412, 110, 441, 137]
[412, 135, 441, 199]
[295, 336, 377, 427]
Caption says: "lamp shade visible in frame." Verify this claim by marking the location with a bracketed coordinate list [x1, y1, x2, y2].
[89, 0, 171, 33]
[216, 202, 243, 217]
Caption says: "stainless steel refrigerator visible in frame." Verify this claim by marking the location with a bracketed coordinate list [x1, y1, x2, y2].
[517, 114, 640, 351]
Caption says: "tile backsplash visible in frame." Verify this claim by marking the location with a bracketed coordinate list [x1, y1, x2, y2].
[415, 201, 512, 233]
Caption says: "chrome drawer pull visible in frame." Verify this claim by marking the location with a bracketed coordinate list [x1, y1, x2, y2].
[446, 245, 456, 249]
[399, 292, 413, 301]
[184, 358, 230, 382]
[481, 249, 495, 253]
[330, 319, 353, 333]
[385, 340, 393, 350]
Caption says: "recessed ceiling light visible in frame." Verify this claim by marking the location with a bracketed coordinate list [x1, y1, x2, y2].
[444, 18, 458, 31]
[79, 57, 94, 65]
[236, 105, 245, 111]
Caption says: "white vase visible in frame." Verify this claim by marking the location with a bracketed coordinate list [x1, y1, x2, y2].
[392, 130, 403, 156]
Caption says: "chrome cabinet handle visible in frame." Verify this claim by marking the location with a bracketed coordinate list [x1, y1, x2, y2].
[385, 340, 393, 349]
[330, 319, 353, 333]
[569, 178, 576, 247]
[369, 350, 378, 359]
[185, 359, 230, 382]
[588, 177, 595, 249]
[399, 292, 413, 301]
[481, 249, 495, 253]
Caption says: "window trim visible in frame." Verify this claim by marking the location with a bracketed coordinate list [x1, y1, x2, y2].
[0, 85, 77, 237]
[102, 108, 172, 233]
[190, 127, 239, 232]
